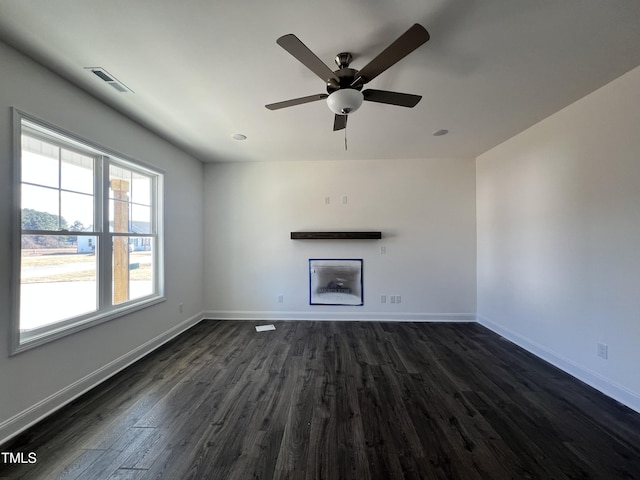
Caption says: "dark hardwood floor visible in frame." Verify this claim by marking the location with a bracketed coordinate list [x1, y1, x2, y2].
[2, 320, 640, 479]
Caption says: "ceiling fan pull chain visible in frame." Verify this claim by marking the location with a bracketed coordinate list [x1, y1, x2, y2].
[344, 121, 348, 151]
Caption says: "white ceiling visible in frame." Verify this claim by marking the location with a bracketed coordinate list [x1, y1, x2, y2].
[1, 0, 639, 163]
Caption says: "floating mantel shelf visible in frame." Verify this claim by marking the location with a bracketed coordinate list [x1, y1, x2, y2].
[291, 231, 382, 240]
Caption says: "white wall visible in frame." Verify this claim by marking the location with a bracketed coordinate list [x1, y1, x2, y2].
[477, 65, 640, 412]
[0, 42, 205, 442]
[203, 158, 476, 321]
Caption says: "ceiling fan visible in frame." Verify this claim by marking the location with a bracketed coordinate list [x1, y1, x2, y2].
[265, 24, 430, 131]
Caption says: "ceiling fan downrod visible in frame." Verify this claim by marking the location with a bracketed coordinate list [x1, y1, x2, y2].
[335, 52, 352, 69]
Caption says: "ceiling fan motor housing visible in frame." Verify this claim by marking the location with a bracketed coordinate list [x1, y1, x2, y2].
[326, 66, 361, 93]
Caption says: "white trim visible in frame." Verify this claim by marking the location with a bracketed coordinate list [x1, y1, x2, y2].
[203, 310, 476, 323]
[15, 109, 166, 176]
[0, 312, 204, 446]
[10, 108, 23, 354]
[477, 314, 640, 414]
[15, 296, 166, 354]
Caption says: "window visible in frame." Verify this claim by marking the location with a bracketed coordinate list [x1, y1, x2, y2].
[12, 111, 164, 352]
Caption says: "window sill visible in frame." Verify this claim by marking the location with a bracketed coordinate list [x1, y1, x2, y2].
[12, 295, 166, 355]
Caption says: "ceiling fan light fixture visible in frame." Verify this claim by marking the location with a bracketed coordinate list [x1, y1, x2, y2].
[327, 89, 364, 115]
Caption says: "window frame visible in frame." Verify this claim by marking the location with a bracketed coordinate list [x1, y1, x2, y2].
[11, 109, 165, 354]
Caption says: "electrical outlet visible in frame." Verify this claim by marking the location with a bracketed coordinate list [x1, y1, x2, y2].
[380, 295, 387, 304]
[278, 294, 284, 304]
[324, 196, 330, 205]
[179, 302, 184, 313]
[342, 195, 348, 205]
[380, 246, 387, 255]
[390, 296, 396, 304]
[396, 295, 402, 304]
[597, 342, 608, 359]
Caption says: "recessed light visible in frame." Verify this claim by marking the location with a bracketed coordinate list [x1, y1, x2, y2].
[232, 133, 247, 141]
[432, 129, 449, 136]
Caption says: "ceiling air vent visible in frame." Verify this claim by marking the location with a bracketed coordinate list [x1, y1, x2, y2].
[85, 67, 133, 93]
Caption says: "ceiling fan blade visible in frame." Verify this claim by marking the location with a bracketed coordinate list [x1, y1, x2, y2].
[353, 24, 430, 86]
[333, 114, 347, 131]
[277, 34, 340, 85]
[363, 89, 422, 107]
[265, 93, 328, 110]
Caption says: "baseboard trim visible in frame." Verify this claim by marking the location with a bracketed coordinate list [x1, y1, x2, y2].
[0, 312, 204, 446]
[203, 310, 476, 323]
[477, 314, 640, 414]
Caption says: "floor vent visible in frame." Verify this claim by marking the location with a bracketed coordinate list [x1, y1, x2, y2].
[255, 324, 276, 332]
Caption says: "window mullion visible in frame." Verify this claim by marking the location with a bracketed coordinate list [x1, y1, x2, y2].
[98, 156, 112, 308]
